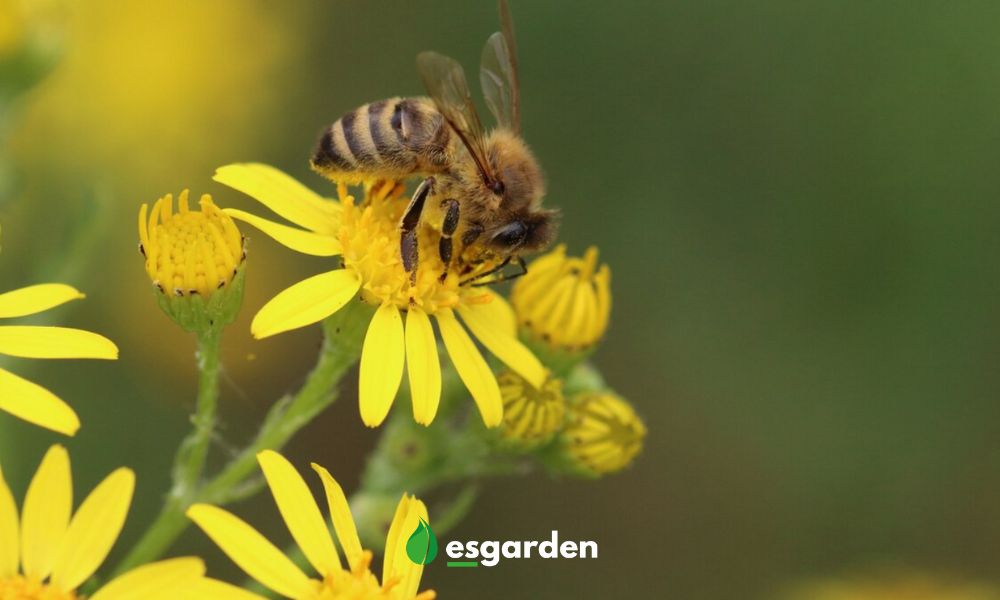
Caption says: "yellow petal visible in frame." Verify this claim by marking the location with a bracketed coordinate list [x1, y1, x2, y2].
[359, 303, 405, 427]
[251, 269, 360, 339]
[187, 504, 316, 598]
[458, 303, 545, 388]
[311, 463, 363, 571]
[185, 578, 269, 600]
[224, 209, 341, 257]
[21, 445, 72, 579]
[436, 310, 503, 427]
[0, 284, 85, 319]
[405, 308, 441, 426]
[214, 163, 339, 235]
[383, 494, 429, 599]
[474, 289, 517, 336]
[51, 468, 135, 590]
[0, 368, 80, 435]
[0, 326, 118, 360]
[0, 463, 19, 578]
[257, 451, 340, 575]
[381, 494, 411, 587]
[90, 557, 205, 600]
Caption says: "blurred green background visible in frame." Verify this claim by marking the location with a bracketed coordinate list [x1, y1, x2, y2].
[3, 1, 1000, 598]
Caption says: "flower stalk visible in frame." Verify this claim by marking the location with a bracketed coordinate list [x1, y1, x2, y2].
[172, 326, 223, 497]
[112, 299, 371, 577]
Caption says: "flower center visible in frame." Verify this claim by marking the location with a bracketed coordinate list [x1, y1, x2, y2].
[140, 190, 244, 297]
[306, 552, 389, 600]
[499, 371, 566, 443]
[0, 575, 79, 600]
[565, 391, 646, 475]
[337, 182, 496, 314]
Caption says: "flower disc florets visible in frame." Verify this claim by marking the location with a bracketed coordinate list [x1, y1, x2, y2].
[139, 190, 246, 331]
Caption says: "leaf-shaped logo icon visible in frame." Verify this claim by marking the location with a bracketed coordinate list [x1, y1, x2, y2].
[405, 518, 439, 565]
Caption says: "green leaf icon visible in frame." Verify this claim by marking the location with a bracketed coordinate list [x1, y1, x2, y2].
[405, 518, 438, 565]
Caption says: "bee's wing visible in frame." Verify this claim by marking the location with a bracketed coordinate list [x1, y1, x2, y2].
[417, 50, 497, 184]
[480, 0, 520, 132]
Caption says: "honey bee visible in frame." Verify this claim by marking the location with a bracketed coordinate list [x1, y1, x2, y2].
[310, 0, 556, 283]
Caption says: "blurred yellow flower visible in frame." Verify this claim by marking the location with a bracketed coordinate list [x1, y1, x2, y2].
[498, 370, 565, 446]
[0, 282, 117, 435]
[215, 163, 544, 428]
[0, 445, 207, 600]
[188, 450, 435, 600]
[511, 244, 611, 352]
[782, 570, 1000, 600]
[562, 390, 645, 476]
[0, 0, 26, 56]
[10, 1, 296, 177]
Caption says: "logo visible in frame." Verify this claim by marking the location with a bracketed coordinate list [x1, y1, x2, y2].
[405, 518, 439, 565]
[405, 526, 597, 568]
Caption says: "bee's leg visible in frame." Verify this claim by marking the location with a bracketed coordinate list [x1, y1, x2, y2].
[400, 177, 434, 282]
[466, 256, 528, 287]
[438, 199, 461, 280]
[461, 222, 483, 248]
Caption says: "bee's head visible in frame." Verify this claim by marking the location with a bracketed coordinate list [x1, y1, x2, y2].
[487, 208, 559, 254]
[487, 130, 546, 211]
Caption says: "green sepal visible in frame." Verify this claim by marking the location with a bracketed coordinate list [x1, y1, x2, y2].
[154, 264, 246, 333]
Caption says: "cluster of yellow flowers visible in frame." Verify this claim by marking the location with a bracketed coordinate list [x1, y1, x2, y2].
[0, 160, 643, 597]
[0, 446, 433, 599]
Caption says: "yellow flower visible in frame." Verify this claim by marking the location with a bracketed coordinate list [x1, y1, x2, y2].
[0, 0, 26, 57]
[215, 163, 545, 428]
[187, 450, 435, 600]
[0, 445, 208, 600]
[498, 370, 565, 447]
[139, 190, 244, 298]
[138, 190, 246, 332]
[0, 283, 117, 435]
[782, 570, 1000, 600]
[562, 390, 645, 476]
[511, 244, 611, 353]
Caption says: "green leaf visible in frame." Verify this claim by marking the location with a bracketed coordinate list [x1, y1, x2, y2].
[405, 518, 439, 565]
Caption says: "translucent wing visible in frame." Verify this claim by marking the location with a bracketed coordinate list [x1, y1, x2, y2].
[480, 0, 520, 131]
[416, 50, 497, 184]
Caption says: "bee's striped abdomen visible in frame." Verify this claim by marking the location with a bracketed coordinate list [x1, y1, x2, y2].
[311, 97, 449, 184]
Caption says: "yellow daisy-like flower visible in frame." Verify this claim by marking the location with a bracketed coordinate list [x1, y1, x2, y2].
[0, 445, 208, 600]
[0, 283, 118, 435]
[187, 450, 435, 600]
[138, 190, 244, 298]
[137, 190, 246, 332]
[214, 163, 545, 428]
[498, 370, 565, 447]
[563, 390, 645, 476]
[511, 244, 611, 352]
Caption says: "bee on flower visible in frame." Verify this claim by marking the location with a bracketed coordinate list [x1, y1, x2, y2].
[215, 163, 545, 428]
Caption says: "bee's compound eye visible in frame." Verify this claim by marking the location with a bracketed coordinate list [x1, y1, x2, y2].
[491, 221, 527, 249]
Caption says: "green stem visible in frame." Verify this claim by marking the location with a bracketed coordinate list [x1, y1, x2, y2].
[111, 300, 371, 577]
[199, 320, 361, 504]
[110, 328, 223, 577]
[177, 328, 223, 496]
